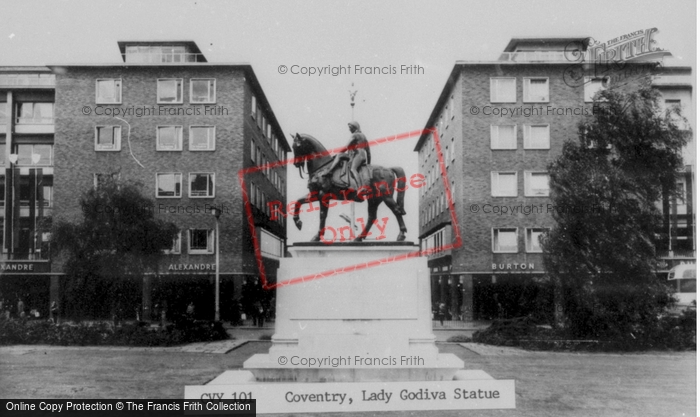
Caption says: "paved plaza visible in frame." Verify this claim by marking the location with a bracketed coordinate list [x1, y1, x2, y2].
[0, 327, 694, 416]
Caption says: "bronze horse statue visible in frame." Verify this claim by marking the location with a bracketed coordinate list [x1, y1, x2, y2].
[291, 133, 408, 242]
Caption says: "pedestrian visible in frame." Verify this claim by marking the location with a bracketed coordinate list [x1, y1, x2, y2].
[230, 301, 242, 326]
[253, 300, 264, 327]
[160, 303, 167, 327]
[50, 301, 59, 324]
[438, 303, 447, 326]
[17, 298, 25, 319]
[186, 302, 195, 320]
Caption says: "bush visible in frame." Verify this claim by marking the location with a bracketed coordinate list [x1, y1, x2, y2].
[0, 318, 229, 347]
[560, 282, 675, 343]
[446, 335, 472, 343]
[471, 308, 696, 351]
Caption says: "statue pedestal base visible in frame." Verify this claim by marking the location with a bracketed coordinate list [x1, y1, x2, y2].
[244, 242, 463, 382]
[186, 243, 516, 413]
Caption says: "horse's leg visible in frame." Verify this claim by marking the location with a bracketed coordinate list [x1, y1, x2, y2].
[292, 196, 307, 230]
[314, 198, 330, 242]
[355, 199, 379, 242]
[383, 196, 408, 241]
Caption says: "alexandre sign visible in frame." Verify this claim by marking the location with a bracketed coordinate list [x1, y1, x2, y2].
[168, 263, 216, 271]
[0, 262, 50, 273]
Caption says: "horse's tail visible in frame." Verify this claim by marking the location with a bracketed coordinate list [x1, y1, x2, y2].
[390, 167, 407, 215]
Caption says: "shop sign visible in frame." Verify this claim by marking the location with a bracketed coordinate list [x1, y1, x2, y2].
[168, 263, 216, 271]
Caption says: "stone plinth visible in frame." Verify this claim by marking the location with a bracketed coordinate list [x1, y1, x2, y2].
[243, 242, 464, 382]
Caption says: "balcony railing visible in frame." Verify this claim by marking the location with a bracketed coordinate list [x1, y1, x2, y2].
[0, 74, 55, 87]
[123, 53, 204, 64]
[16, 117, 54, 125]
[498, 51, 575, 63]
[657, 249, 696, 259]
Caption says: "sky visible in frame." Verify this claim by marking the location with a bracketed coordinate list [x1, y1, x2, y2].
[0, 0, 696, 244]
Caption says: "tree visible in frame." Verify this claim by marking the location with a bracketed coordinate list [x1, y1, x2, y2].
[52, 177, 177, 319]
[542, 86, 688, 345]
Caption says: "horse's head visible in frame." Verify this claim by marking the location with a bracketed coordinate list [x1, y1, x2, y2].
[291, 133, 307, 169]
[290, 133, 332, 178]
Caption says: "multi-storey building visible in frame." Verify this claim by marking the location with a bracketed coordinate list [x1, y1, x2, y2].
[0, 67, 56, 315]
[0, 41, 289, 320]
[415, 37, 694, 321]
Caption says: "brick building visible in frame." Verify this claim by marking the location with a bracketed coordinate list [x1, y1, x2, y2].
[415, 37, 695, 321]
[0, 41, 289, 321]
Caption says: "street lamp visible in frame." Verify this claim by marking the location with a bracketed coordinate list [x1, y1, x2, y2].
[211, 206, 222, 321]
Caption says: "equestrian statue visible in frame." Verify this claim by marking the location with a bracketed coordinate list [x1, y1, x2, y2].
[291, 121, 408, 242]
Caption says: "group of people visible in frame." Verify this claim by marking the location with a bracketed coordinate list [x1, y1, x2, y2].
[239, 277, 273, 327]
[0, 297, 59, 323]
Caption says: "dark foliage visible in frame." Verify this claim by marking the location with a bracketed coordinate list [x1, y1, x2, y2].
[472, 308, 696, 351]
[445, 334, 472, 343]
[0, 317, 228, 346]
[51, 177, 177, 319]
[542, 86, 689, 342]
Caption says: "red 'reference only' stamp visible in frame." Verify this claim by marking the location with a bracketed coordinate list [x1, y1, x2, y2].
[237, 128, 460, 289]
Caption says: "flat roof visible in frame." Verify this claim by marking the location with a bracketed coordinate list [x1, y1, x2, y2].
[117, 41, 207, 62]
[503, 37, 590, 52]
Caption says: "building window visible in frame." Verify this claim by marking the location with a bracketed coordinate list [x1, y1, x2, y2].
[523, 78, 549, 103]
[0, 102, 7, 123]
[125, 45, 192, 63]
[493, 228, 518, 253]
[250, 140, 258, 164]
[16, 102, 53, 124]
[189, 229, 213, 254]
[261, 229, 283, 258]
[491, 125, 517, 149]
[584, 77, 608, 102]
[675, 176, 688, 215]
[94, 173, 120, 188]
[157, 79, 183, 104]
[189, 173, 215, 198]
[156, 173, 182, 198]
[157, 126, 183, 150]
[95, 126, 121, 151]
[524, 125, 550, 149]
[664, 99, 687, 129]
[251, 95, 257, 119]
[525, 172, 550, 197]
[189, 126, 215, 150]
[490, 78, 516, 103]
[42, 183, 53, 207]
[164, 231, 181, 254]
[526, 228, 546, 253]
[491, 172, 517, 197]
[190, 79, 215, 103]
[257, 109, 264, 130]
[16, 176, 52, 208]
[13, 144, 53, 166]
[96, 79, 122, 104]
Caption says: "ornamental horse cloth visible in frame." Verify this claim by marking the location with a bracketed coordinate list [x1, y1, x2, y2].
[291, 127, 408, 242]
